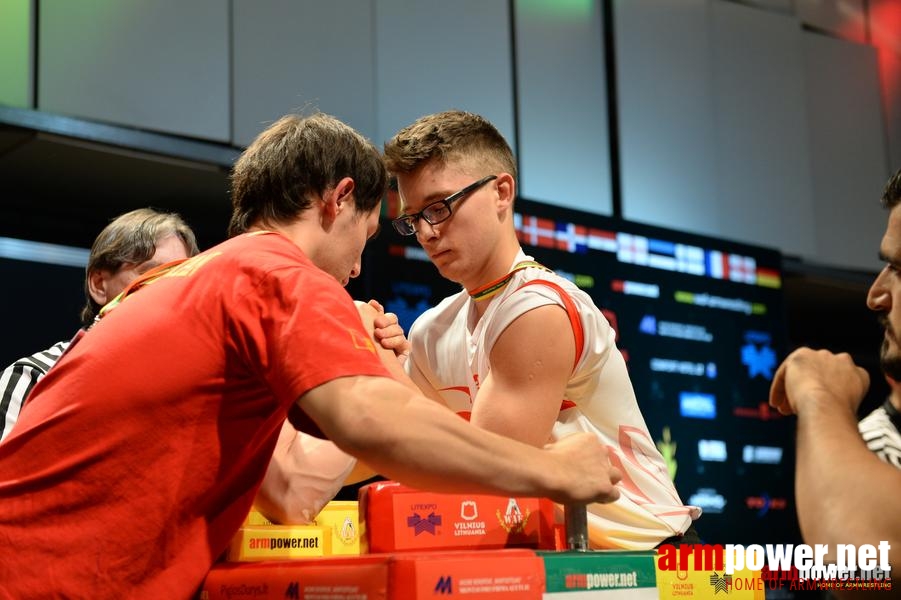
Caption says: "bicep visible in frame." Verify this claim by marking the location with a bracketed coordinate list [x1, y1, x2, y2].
[471, 305, 575, 447]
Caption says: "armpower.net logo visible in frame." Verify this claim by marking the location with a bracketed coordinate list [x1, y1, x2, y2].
[657, 542, 893, 593]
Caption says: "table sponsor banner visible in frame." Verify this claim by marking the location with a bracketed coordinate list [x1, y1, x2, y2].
[540, 550, 658, 599]
[199, 555, 389, 599]
[226, 525, 331, 561]
[360, 480, 556, 554]
[656, 544, 765, 599]
[389, 549, 545, 599]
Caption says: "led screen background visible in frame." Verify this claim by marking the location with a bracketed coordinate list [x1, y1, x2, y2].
[349, 196, 798, 547]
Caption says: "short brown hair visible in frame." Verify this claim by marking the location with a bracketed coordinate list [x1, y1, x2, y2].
[882, 167, 901, 210]
[82, 208, 198, 325]
[383, 110, 517, 179]
[228, 113, 388, 236]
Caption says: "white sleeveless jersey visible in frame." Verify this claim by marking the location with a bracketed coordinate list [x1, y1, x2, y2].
[406, 252, 700, 549]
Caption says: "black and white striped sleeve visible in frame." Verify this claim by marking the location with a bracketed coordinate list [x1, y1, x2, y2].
[0, 340, 69, 442]
[859, 402, 901, 470]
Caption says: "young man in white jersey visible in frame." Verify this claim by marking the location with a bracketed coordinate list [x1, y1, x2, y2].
[384, 110, 699, 550]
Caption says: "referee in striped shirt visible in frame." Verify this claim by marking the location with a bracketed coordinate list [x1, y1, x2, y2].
[0, 208, 197, 442]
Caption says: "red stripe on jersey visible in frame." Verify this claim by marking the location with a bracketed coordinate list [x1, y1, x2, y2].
[514, 280, 584, 372]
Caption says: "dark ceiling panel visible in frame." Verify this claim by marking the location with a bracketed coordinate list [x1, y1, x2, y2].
[0, 107, 237, 250]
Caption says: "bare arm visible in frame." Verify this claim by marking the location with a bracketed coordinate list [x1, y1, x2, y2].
[255, 301, 403, 522]
[471, 305, 575, 447]
[298, 373, 621, 504]
[254, 421, 360, 523]
[769, 348, 901, 568]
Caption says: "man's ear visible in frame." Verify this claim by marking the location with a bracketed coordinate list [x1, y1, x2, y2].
[333, 177, 356, 214]
[320, 177, 356, 227]
[495, 172, 516, 211]
[87, 269, 109, 306]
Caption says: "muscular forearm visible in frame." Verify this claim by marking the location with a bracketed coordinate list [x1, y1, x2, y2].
[303, 376, 615, 505]
[794, 399, 901, 565]
[256, 422, 357, 524]
[322, 377, 555, 495]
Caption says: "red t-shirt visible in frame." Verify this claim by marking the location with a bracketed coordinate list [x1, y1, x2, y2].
[0, 232, 390, 598]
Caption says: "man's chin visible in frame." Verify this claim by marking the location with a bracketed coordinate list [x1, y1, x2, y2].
[431, 261, 461, 284]
[880, 345, 901, 381]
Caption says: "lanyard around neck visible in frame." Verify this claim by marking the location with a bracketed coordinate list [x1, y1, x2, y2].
[468, 260, 550, 301]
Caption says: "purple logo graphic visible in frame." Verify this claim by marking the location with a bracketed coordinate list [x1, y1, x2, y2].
[407, 512, 442, 535]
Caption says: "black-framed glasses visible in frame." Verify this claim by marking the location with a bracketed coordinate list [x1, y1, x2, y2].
[391, 175, 497, 236]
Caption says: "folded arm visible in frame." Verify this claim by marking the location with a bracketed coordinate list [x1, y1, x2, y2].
[770, 348, 901, 569]
[472, 304, 575, 447]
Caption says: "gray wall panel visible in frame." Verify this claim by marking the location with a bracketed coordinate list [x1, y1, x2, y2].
[13, 0, 895, 274]
[616, 0, 720, 233]
[803, 32, 888, 271]
[710, 0, 817, 257]
[373, 0, 515, 153]
[38, 0, 229, 142]
[232, 0, 376, 146]
[870, 0, 901, 172]
[514, 0, 611, 214]
[729, 0, 794, 14]
[796, 0, 867, 43]
[870, 0, 901, 55]
[878, 49, 901, 174]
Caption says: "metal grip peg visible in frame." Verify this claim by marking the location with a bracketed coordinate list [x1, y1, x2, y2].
[564, 503, 589, 551]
